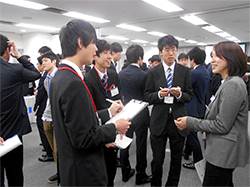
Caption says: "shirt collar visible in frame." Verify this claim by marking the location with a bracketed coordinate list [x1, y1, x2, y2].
[61, 59, 83, 80]
[193, 64, 200, 70]
[131, 63, 139, 68]
[111, 60, 116, 67]
[95, 66, 107, 79]
[162, 61, 176, 74]
[47, 67, 58, 79]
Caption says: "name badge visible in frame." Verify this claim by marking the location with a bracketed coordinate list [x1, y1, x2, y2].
[111, 87, 119, 97]
[164, 96, 174, 104]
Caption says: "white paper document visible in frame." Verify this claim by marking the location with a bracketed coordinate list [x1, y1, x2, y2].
[113, 134, 133, 149]
[0, 134, 22, 157]
[105, 99, 149, 124]
[195, 158, 206, 183]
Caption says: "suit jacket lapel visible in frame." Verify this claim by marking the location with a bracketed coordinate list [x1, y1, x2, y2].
[172, 63, 181, 87]
[158, 63, 168, 87]
[91, 69, 107, 97]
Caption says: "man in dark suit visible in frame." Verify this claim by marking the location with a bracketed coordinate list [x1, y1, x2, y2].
[144, 35, 193, 186]
[49, 19, 131, 186]
[0, 34, 40, 186]
[108, 42, 123, 73]
[85, 39, 122, 186]
[118, 44, 151, 185]
[182, 47, 210, 169]
[34, 56, 53, 163]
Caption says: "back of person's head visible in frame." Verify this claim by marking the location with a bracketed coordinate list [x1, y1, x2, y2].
[111, 42, 123, 54]
[187, 47, 206, 65]
[95, 39, 110, 57]
[126, 44, 144, 64]
[37, 56, 43, 65]
[0, 34, 9, 56]
[38, 46, 51, 54]
[151, 55, 161, 63]
[59, 19, 97, 58]
[178, 53, 188, 61]
[41, 51, 59, 67]
[57, 53, 63, 60]
[213, 41, 247, 77]
[158, 35, 179, 52]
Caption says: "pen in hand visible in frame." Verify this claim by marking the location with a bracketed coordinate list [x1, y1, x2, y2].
[106, 98, 119, 105]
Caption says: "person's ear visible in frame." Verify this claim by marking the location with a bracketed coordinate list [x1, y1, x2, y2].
[52, 59, 56, 66]
[78, 37, 83, 49]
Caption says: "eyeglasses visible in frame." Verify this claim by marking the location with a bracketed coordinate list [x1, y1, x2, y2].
[163, 48, 178, 54]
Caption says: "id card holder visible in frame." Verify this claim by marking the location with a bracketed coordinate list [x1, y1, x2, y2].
[164, 96, 174, 104]
[111, 87, 119, 97]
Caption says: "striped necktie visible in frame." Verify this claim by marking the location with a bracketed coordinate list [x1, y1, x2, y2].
[167, 67, 172, 89]
[102, 74, 107, 88]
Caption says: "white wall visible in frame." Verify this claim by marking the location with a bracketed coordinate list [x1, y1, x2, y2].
[1, 32, 61, 66]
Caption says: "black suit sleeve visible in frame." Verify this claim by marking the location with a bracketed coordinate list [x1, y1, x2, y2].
[17, 55, 41, 82]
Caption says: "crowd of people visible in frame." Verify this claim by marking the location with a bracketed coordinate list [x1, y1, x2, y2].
[1, 18, 250, 187]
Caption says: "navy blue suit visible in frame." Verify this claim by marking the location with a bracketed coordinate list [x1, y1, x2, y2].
[185, 65, 210, 163]
[118, 64, 150, 181]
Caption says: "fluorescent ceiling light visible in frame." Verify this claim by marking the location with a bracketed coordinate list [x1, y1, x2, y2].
[63, 11, 110, 23]
[147, 31, 166, 37]
[197, 42, 207, 46]
[150, 42, 158, 45]
[131, 39, 149, 44]
[105, 35, 129, 41]
[174, 36, 185, 41]
[0, 0, 48, 10]
[20, 29, 27, 32]
[141, 0, 183, 12]
[215, 31, 231, 38]
[202, 25, 222, 33]
[116, 24, 146, 32]
[180, 15, 208, 25]
[225, 36, 238, 41]
[15, 23, 60, 32]
[184, 39, 197, 44]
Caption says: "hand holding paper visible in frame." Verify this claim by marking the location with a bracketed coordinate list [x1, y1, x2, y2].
[114, 118, 131, 135]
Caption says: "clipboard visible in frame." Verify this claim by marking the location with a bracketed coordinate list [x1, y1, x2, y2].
[105, 99, 149, 124]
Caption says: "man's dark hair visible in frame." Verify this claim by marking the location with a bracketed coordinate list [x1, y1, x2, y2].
[151, 55, 161, 63]
[111, 42, 123, 54]
[23, 55, 31, 60]
[37, 56, 43, 65]
[41, 51, 59, 67]
[59, 19, 97, 58]
[178, 53, 188, 61]
[187, 47, 206, 65]
[38, 46, 51, 54]
[148, 57, 152, 62]
[95, 39, 110, 57]
[158, 35, 179, 52]
[126, 44, 144, 64]
[214, 41, 247, 77]
[0, 34, 10, 56]
[57, 53, 63, 60]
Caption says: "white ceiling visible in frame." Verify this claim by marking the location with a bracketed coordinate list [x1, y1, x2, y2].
[0, 0, 250, 47]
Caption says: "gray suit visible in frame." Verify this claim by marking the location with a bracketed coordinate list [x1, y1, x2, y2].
[187, 76, 249, 169]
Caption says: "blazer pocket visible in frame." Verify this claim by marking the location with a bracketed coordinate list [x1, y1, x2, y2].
[217, 133, 237, 143]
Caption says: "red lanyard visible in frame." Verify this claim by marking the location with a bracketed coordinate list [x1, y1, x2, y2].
[94, 66, 115, 91]
[58, 67, 97, 113]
